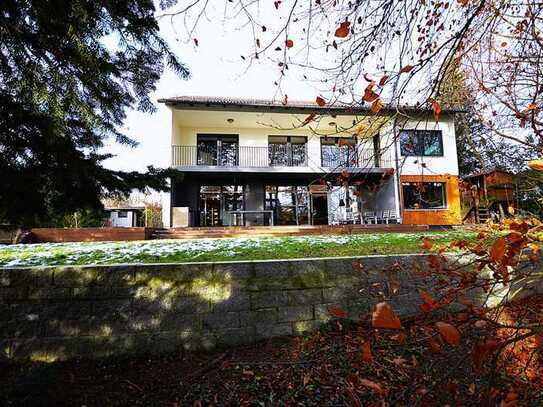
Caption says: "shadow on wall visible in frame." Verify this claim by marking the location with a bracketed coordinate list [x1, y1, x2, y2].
[0, 255, 432, 362]
[2, 254, 542, 363]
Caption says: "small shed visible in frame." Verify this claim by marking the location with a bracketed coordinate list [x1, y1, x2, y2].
[461, 168, 517, 222]
[105, 205, 145, 228]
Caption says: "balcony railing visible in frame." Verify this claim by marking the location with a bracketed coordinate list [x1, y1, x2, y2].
[173, 145, 306, 167]
[172, 145, 394, 168]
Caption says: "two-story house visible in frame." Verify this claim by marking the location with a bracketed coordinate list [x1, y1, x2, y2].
[158, 96, 462, 228]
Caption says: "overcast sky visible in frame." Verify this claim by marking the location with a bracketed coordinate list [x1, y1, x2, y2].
[103, 1, 320, 173]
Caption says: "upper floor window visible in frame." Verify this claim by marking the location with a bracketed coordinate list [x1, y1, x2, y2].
[197, 134, 239, 166]
[402, 182, 446, 209]
[399, 130, 443, 157]
[268, 136, 307, 166]
[321, 137, 358, 168]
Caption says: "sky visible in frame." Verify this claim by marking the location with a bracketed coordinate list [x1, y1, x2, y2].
[102, 1, 320, 173]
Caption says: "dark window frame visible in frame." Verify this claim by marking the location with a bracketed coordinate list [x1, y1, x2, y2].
[402, 182, 447, 210]
[268, 136, 308, 166]
[320, 136, 358, 168]
[399, 130, 444, 157]
[196, 134, 239, 166]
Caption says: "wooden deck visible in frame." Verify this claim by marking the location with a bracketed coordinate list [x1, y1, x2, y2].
[30, 227, 155, 243]
[152, 224, 429, 239]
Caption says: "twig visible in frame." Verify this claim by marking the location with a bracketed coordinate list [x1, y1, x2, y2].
[122, 379, 144, 394]
[187, 351, 230, 381]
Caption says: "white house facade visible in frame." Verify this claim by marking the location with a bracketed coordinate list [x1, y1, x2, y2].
[158, 96, 462, 228]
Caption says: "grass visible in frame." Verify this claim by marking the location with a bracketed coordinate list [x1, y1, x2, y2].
[0, 230, 477, 267]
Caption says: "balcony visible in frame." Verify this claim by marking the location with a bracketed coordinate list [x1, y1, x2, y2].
[173, 145, 307, 168]
[172, 145, 393, 170]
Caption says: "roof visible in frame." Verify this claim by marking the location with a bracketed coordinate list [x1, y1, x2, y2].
[463, 167, 514, 179]
[104, 205, 145, 211]
[157, 95, 466, 115]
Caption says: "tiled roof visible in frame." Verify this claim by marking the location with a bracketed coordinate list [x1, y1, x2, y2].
[157, 95, 465, 115]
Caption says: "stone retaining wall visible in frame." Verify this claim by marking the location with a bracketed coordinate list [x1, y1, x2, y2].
[0, 254, 530, 362]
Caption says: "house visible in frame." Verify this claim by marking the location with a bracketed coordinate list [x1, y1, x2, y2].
[461, 168, 517, 223]
[104, 205, 145, 227]
[158, 96, 463, 228]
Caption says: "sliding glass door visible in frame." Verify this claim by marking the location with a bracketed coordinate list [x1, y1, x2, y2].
[265, 185, 310, 225]
[197, 134, 239, 166]
[199, 185, 244, 226]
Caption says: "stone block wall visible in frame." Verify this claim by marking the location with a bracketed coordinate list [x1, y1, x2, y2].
[0, 254, 479, 361]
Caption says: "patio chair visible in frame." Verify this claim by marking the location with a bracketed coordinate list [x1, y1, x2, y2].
[363, 211, 377, 224]
[382, 210, 399, 224]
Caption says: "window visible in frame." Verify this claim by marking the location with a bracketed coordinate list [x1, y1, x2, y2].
[268, 136, 307, 166]
[117, 211, 128, 218]
[265, 185, 309, 225]
[321, 137, 358, 167]
[402, 182, 446, 209]
[198, 185, 244, 226]
[399, 130, 443, 156]
[197, 134, 239, 166]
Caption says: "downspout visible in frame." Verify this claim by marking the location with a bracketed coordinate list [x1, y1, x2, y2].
[392, 117, 403, 223]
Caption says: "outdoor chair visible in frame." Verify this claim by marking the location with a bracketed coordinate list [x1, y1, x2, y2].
[363, 211, 377, 224]
[382, 210, 399, 224]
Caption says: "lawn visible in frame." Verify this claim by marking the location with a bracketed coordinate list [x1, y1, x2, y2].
[0, 230, 477, 267]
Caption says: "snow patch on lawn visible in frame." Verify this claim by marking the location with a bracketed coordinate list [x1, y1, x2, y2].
[0, 231, 468, 267]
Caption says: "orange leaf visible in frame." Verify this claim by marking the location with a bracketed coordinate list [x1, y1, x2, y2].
[418, 289, 438, 313]
[435, 322, 461, 346]
[361, 341, 373, 363]
[428, 97, 442, 122]
[315, 96, 326, 107]
[400, 65, 414, 73]
[301, 113, 317, 126]
[359, 378, 384, 394]
[285, 39, 294, 48]
[372, 302, 402, 329]
[528, 159, 543, 171]
[421, 237, 433, 250]
[370, 98, 384, 114]
[362, 84, 379, 102]
[490, 236, 507, 263]
[329, 306, 348, 318]
[379, 75, 389, 86]
[334, 21, 351, 38]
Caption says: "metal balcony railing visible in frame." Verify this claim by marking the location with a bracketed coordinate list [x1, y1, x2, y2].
[172, 145, 394, 168]
[172, 145, 307, 167]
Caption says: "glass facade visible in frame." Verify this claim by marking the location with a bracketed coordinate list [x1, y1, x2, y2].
[199, 185, 244, 226]
[265, 185, 310, 225]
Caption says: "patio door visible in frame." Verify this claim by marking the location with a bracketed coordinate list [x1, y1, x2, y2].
[199, 185, 244, 226]
[199, 186, 221, 226]
[197, 134, 239, 166]
[265, 185, 310, 225]
[311, 194, 328, 225]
